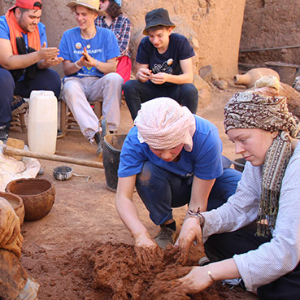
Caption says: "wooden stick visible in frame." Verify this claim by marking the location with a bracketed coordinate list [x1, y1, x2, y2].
[3, 145, 104, 169]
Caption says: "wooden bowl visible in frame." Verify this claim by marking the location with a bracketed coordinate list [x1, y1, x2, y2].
[5, 178, 55, 221]
[0, 191, 25, 225]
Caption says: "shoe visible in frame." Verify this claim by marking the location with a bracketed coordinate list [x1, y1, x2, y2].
[154, 226, 176, 249]
[222, 278, 244, 289]
[94, 131, 103, 157]
[57, 129, 64, 139]
[0, 128, 8, 143]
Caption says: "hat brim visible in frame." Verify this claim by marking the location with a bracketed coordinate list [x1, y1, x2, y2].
[67, 2, 106, 16]
[8, 5, 17, 11]
[143, 24, 176, 35]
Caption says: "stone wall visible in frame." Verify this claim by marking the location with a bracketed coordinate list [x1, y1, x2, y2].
[1, 0, 246, 80]
[239, 0, 300, 66]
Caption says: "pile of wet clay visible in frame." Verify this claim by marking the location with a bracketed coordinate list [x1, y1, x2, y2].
[90, 242, 244, 300]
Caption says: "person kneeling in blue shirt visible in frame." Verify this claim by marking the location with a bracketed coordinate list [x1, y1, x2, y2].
[115, 97, 241, 257]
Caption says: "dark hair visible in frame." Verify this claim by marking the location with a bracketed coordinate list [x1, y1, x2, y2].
[146, 25, 173, 33]
[106, 0, 122, 19]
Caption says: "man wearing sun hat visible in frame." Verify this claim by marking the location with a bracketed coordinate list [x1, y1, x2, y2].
[0, 0, 63, 143]
[123, 8, 198, 121]
[59, 0, 123, 156]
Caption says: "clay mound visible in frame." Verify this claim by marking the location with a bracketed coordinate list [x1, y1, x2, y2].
[90, 242, 244, 300]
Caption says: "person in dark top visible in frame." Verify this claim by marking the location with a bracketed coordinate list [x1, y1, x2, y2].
[123, 8, 198, 120]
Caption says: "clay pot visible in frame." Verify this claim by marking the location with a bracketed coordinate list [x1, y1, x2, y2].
[0, 192, 25, 225]
[5, 178, 55, 221]
[234, 68, 280, 88]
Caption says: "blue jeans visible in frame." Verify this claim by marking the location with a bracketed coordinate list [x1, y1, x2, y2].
[135, 160, 242, 225]
[123, 80, 199, 120]
[0, 68, 61, 127]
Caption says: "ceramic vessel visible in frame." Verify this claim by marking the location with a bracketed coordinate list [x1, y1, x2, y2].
[0, 192, 25, 225]
[6, 178, 55, 221]
[234, 68, 280, 88]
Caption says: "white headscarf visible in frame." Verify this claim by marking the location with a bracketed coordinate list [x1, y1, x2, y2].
[134, 97, 196, 151]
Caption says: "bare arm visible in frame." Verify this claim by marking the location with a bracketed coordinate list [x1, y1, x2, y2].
[189, 176, 215, 212]
[63, 47, 117, 76]
[149, 57, 194, 85]
[178, 259, 240, 294]
[0, 39, 61, 70]
[115, 176, 155, 246]
[175, 176, 215, 262]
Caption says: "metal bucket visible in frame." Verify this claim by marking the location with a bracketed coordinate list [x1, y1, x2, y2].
[103, 134, 127, 192]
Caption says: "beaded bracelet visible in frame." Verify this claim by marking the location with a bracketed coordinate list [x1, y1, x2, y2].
[185, 207, 205, 227]
[74, 61, 81, 69]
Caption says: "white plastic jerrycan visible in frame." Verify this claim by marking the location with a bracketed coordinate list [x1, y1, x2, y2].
[28, 90, 57, 154]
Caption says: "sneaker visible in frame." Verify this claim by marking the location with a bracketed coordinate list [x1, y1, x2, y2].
[154, 226, 176, 249]
[0, 128, 8, 143]
[57, 129, 64, 139]
[222, 278, 245, 290]
[94, 131, 104, 157]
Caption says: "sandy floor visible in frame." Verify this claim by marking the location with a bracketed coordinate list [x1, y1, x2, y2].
[7, 83, 258, 299]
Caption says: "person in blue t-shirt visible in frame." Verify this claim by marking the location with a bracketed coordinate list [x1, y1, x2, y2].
[123, 8, 199, 121]
[116, 97, 241, 255]
[0, 0, 62, 143]
[59, 0, 123, 156]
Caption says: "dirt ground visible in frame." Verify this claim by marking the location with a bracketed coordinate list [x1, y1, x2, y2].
[8, 82, 259, 300]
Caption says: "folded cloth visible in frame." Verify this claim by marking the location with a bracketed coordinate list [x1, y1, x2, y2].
[0, 142, 40, 192]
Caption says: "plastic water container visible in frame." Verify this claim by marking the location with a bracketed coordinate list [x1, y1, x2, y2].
[28, 91, 57, 154]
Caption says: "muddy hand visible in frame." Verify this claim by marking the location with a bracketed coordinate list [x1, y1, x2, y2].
[177, 266, 214, 294]
[134, 232, 164, 267]
[134, 244, 164, 268]
[175, 217, 203, 265]
[45, 56, 64, 67]
[38, 42, 60, 61]
[0, 200, 21, 248]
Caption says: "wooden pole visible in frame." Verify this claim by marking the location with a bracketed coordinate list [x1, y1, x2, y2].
[3, 145, 104, 169]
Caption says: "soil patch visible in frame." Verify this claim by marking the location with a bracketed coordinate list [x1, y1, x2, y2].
[21, 241, 254, 299]
[8, 85, 258, 299]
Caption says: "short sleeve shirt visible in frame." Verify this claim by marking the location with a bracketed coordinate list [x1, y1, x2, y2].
[59, 26, 120, 78]
[136, 33, 195, 76]
[118, 115, 223, 180]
